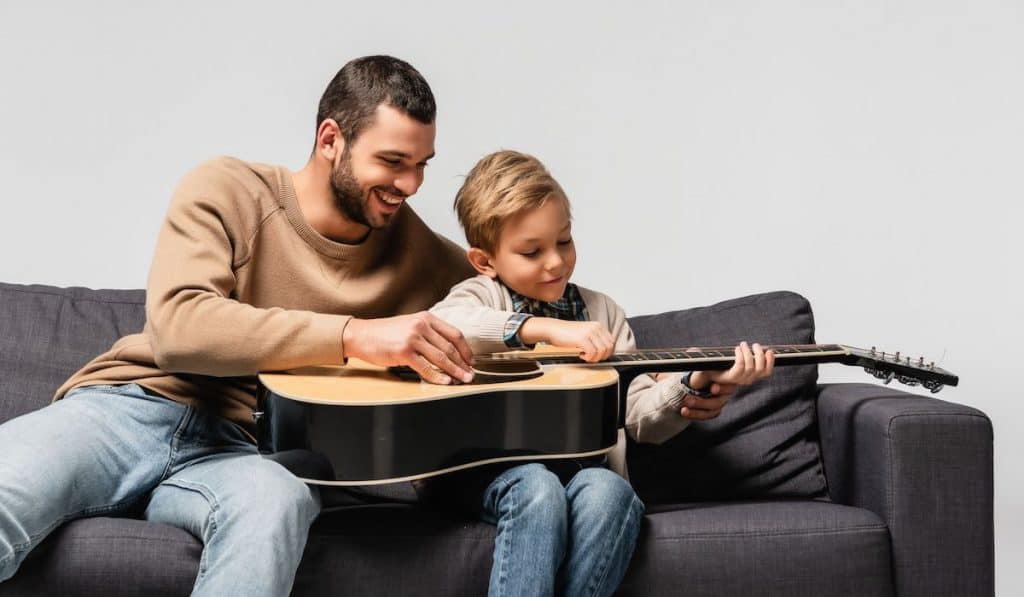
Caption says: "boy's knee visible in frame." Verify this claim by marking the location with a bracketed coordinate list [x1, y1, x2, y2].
[499, 464, 566, 511]
[569, 468, 641, 512]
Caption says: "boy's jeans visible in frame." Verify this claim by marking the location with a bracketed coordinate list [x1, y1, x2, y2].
[0, 383, 320, 596]
[481, 463, 645, 597]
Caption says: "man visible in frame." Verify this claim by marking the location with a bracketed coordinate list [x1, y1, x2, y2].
[0, 55, 476, 596]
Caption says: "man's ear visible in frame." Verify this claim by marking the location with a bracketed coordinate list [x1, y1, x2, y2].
[466, 247, 498, 278]
[315, 119, 345, 163]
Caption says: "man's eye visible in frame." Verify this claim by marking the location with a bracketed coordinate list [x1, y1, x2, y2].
[381, 158, 401, 166]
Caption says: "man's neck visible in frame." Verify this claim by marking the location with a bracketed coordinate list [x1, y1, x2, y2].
[291, 159, 371, 244]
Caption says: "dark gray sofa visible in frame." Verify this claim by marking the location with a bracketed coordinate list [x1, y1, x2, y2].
[0, 282, 993, 596]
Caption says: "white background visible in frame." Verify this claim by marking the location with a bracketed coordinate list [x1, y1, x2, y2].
[1, 1, 1020, 591]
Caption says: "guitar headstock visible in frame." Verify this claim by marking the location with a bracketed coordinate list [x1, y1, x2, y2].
[839, 345, 958, 393]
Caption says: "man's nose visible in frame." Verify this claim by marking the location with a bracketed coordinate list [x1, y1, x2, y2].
[393, 169, 423, 197]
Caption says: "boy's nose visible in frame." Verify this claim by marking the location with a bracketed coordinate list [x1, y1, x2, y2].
[545, 253, 564, 271]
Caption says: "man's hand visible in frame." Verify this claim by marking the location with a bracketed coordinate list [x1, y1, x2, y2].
[682, 342, 775, 420]
[342, 313, 475, 385]
[519, 318, 615, 362]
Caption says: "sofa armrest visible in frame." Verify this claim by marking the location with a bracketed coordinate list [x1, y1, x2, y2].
[816, 383, 993, 597]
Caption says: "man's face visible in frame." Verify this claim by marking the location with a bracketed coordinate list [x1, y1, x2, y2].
[487, 199, 577, 303]
[330, 104, 436, 230]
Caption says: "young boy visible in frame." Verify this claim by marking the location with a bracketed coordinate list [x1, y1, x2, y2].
[427, 150, 775, 597]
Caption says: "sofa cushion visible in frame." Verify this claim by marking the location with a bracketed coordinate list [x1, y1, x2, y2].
[626, 291, 828, 502]
[2, 517, 201, 596]
[0, 283, 145, 425]
[620, 500, 892, 596]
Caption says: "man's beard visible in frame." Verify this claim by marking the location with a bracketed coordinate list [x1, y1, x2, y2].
[330, 152, 373, 228]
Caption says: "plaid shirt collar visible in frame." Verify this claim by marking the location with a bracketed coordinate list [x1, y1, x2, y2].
[509, 282, 589, 322]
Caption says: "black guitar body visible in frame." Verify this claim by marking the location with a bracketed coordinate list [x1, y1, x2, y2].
[257, 382, 619, 485]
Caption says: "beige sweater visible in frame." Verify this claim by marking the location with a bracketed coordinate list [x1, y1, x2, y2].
[430, 275, 693, 475]
[56, 157, 475, 434]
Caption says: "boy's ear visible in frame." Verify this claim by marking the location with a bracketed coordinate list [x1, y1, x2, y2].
[466, 247, 498, 278]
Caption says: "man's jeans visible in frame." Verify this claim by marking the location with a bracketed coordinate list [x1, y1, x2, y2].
[480, 463, 645, 597]
[0, 384, 320, 596]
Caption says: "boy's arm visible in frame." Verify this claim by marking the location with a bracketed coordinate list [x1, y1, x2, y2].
[588, 291, 693, 444]
[429, 276, 524, 355]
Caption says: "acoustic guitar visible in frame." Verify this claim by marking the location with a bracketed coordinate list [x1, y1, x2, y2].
[256, 344, 957, 486]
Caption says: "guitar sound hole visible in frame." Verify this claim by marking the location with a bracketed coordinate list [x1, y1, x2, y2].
[472, 360, 543, 378]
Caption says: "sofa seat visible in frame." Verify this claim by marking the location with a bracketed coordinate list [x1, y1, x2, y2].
[625, 500, 892, 596]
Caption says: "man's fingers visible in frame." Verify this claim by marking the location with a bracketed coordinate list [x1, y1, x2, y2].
[413, 337, 473, 383]
[409, 353, 453, 385]
[428, 316, 475, 365]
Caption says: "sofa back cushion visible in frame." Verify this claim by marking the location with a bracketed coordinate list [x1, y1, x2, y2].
[0, 283, 146, 425]
[626, 291, 827, 502]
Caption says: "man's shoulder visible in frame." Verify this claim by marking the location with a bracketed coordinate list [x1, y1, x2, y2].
[395, 207, 474, 273]
[175, 157, 283, 202]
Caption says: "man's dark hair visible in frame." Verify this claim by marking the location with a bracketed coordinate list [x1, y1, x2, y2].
[316, 55, 436, 146]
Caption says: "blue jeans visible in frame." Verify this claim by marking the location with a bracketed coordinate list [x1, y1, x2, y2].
[0, 384, 320, 596]
[480, 463, 645, 597]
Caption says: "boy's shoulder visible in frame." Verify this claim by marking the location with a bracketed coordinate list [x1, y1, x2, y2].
[574, 283, 625, 314]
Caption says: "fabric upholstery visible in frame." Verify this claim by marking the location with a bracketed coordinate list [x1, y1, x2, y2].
[627, 291, 827, 502]
[0, 282, 145, 424]
[817, 383, 994, 597]
[0, 282, 993, 596]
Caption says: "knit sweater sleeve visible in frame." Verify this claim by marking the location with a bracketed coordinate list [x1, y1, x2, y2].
[580, 288, 692, 445]
[145, 162, 351, 376]
[429, 275, 518, 355]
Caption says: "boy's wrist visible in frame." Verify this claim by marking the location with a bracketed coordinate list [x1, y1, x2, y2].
[517, 316, 554, 346]
[683, 371, 713, 395]
[502, 313, 533, 348]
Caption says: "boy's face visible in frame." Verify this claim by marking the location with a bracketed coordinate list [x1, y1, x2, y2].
[475, 199, 576, 302]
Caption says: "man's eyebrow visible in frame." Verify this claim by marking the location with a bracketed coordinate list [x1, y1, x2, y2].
[376, 150, 435, 162]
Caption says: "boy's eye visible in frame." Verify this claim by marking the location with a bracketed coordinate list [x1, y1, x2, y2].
[557, 238, 573, 246]
[519, 250, 539, 258]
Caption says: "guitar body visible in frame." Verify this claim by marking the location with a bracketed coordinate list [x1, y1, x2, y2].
[257, 360, 620, 485]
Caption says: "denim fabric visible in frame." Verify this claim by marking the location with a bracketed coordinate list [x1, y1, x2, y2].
[0, 383, 320, 597]
[479, 463, 644, 597]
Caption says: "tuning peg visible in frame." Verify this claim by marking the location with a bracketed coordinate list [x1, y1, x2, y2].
[896, 375, 920, 387]
[883, 370, 895, 384]
[923, 380, 944, 393]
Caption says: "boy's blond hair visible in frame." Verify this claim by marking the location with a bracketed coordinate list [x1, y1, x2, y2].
[454, 150, 571, 253]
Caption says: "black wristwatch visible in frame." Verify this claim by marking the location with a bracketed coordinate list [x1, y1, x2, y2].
[680, 372, 713, 398]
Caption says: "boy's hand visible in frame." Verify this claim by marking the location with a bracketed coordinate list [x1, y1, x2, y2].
[519, 318, 615, 362]
[683, 342, 775, 420]
[342, 313, 475, 385]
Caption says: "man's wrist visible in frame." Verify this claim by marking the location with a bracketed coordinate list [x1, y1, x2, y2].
[341, 317, 362, 362]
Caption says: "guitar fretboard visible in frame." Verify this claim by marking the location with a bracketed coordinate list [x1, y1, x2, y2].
[487, 344, 847, 366]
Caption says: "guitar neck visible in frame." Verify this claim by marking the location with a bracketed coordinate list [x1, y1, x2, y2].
[480, 343, 958, 388]
[484, 344, 845, 370]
